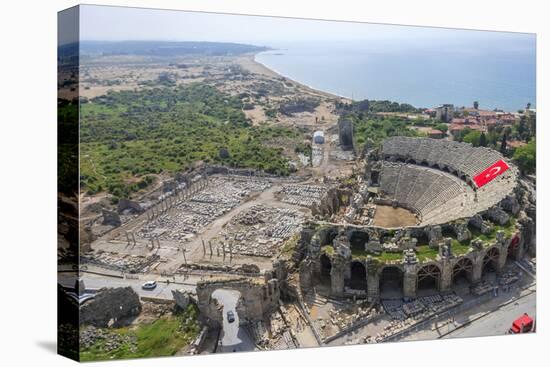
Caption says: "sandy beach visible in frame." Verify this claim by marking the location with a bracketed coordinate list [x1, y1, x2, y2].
[236, 53, 351, 102]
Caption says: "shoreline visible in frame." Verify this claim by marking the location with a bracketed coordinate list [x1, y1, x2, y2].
[239, 52, 352, 102]
[242, 51, 525, 114]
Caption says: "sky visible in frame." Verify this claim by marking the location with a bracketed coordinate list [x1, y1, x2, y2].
[76, 4, 535, 48]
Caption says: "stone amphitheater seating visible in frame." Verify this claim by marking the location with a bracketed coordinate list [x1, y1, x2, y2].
[378, 157, 517, 225]
[382, 137, 514, 183]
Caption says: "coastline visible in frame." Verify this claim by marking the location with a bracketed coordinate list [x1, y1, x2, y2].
[240, 51, 527, 114]
[238, 52, 351, 102]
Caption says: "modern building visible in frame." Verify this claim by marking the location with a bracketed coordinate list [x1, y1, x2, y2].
[313, 131, 325, 144]
[435, 104, 454, 123]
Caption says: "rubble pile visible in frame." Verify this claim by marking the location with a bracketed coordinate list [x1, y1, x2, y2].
[80, 326, 138, 352]
[383, 294, 463, 321]
[248, 320, 269, 347]
[471, 281, 496, 296]
[498, 270, 521, 286]
[176, 262, 261, 275]
[325, 301, 377, 332]
[137, 178, 271, 241]
[277, 184, 327, 207]
[81, 252, 160, 273]
[218, 204, 304, 257]
[381, 299, 406, 320]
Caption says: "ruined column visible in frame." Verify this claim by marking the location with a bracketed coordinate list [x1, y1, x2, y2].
[330, 255, 346, 297]
[438, 240, 453, 292]
[403, 268, 418, 299]
[202, 239, 206, 255]
[495, 231, 507, 273]
[366, 266, 379, 301]
[125, 232, 131, 246]
[402, 249, 418, 299]
[471, 256, 483, 284]
[131, 232, 137, 247]
[439, 261, 453, 292]
[208, 240, 213, 256]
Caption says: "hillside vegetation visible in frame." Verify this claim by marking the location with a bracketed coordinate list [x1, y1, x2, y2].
[80, 84, 301, 199]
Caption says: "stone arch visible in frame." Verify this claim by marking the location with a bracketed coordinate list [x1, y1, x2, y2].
[320, 253, 332, 282]
[482, 247, 500, 276]
[414, 231, 430, 246]
[319, 227, 338, 247]
[379, 265, 404, 297]
[452, 257, 474, 285]
[349, 261, 367, 290]
[417, 263, 441, 291]
[196, 279, 280, 328]
[420, 160, 429, 167]
[212, 288, 242, 327]
[350, 230, 369, 253]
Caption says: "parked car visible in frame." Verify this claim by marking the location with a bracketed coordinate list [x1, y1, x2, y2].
[141, 281, 157, 290]
[227, 310, 235, 323]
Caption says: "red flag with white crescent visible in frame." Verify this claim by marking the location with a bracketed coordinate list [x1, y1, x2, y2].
[473, 159, 510, 188]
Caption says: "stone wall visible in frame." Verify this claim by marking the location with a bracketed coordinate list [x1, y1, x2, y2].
[195, 277, 280, 328]
[80, 287, 142, 327]
[301, 216, 531, 300]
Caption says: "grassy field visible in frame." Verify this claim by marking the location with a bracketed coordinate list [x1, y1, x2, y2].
[469, 218, 517, 243]
[80, 305, 200, 361]
[416, 245, 439, 262]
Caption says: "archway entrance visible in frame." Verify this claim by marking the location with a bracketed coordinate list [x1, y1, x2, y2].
[350, 231, 369, 254]
[212, 289, 254, 353]
[349, 261, 367, 290]
[452, 257, 473, 293]
[379, 266, 403, 299]
[417, 264, 441, 293]
[320, 254, 332, 284]
[483, 247, 500, 278]
[320, 228, 339, 247]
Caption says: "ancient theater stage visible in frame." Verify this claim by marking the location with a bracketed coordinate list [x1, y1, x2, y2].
[372, 205, 418, 227]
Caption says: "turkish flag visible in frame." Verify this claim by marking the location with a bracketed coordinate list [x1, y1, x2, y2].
[473, 159, 510, 188]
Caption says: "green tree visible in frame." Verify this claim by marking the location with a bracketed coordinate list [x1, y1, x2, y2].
[500, 133, 508, 154]
[463, 130, 481, 146]
[513, 140, 536, 174]
[473, 101, 479, 110]
[434, 123, 448, 133]
[479, 132, 487, 147]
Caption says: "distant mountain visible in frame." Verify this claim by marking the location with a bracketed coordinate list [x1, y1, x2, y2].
[79, 40, 269, 57]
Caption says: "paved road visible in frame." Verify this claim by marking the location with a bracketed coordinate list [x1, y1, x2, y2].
[58, 272, 198, 299]
[443, 291, 536, 339]
[212, 289, 256, 353]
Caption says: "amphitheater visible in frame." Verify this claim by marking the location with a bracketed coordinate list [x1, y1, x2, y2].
[299, 137, 536, 301]
[378, 136, 518, 225]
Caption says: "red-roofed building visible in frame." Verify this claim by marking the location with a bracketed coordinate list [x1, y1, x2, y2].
[450, 123, 486, 138]
[427, 129, 445, 139]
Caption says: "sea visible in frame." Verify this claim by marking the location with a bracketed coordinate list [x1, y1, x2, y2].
[255, 33, 536, 112]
